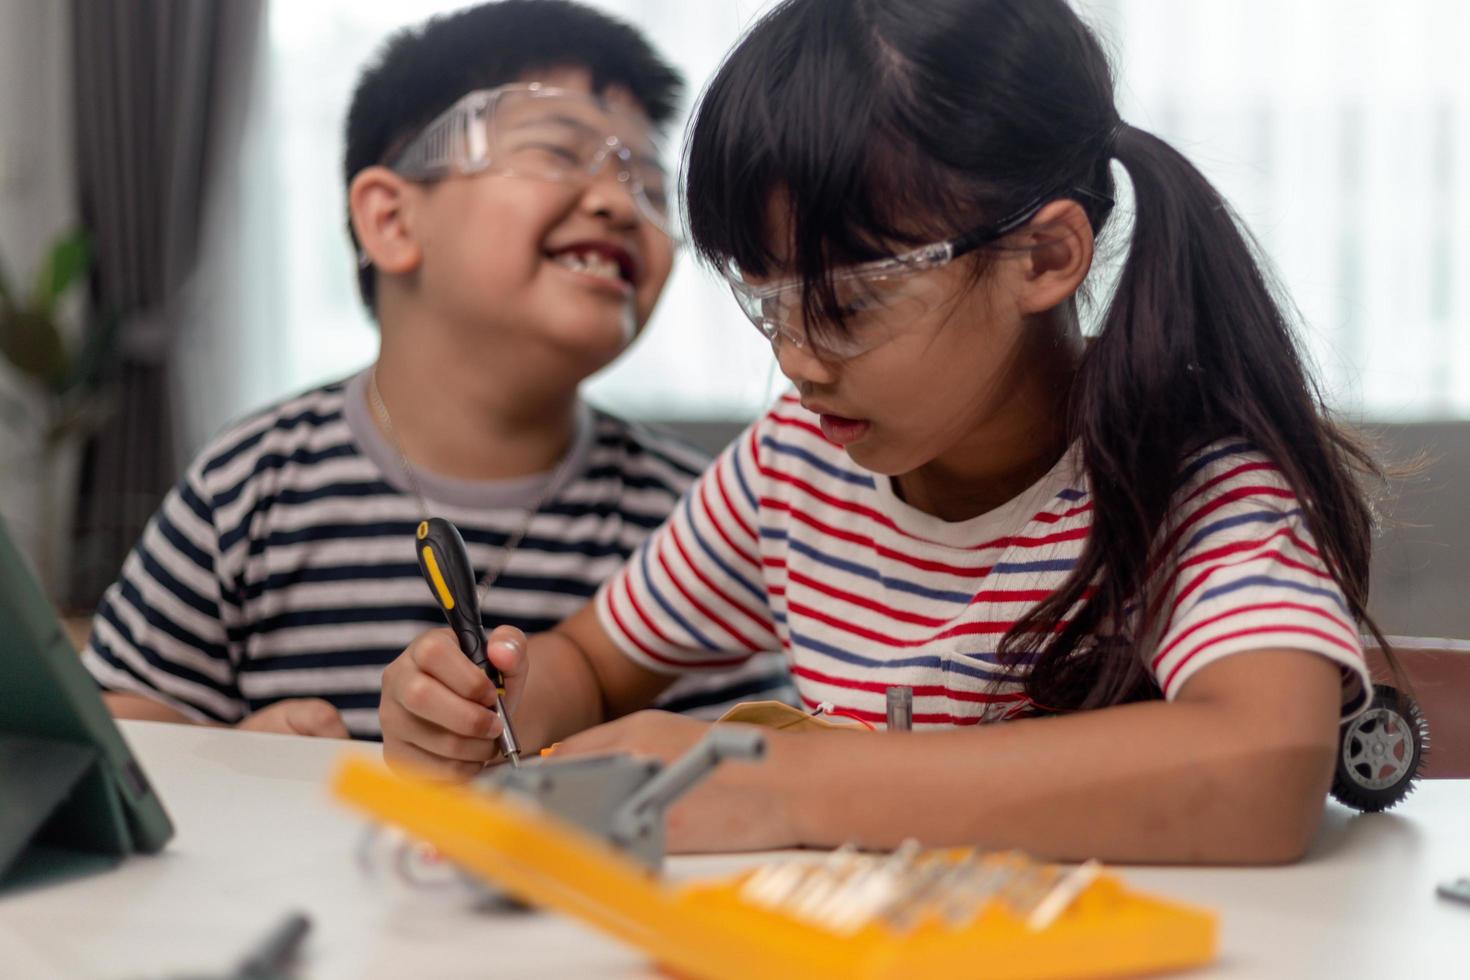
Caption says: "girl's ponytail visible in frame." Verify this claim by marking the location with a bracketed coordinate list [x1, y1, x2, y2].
[1006, 122, 1390, 710]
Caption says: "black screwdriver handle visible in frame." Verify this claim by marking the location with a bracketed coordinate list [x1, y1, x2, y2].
[415, 517, 504, 696]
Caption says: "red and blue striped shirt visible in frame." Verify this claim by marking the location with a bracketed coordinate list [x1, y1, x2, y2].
[596, 393, 1370, 727]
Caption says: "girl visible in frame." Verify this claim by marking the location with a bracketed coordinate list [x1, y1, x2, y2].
[378, 0, 1386, 864]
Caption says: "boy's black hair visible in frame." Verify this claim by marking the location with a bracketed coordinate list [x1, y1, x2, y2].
[344, 0, 683, 310]
[686, 0, 1397, 712]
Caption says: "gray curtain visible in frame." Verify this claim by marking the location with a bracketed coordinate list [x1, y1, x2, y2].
[68, 0, 263, 606]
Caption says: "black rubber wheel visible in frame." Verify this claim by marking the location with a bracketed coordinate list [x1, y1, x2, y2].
[1330, 684, 1429, 813]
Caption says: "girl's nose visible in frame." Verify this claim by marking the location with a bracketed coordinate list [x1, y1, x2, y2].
[773, 332, 839, 386]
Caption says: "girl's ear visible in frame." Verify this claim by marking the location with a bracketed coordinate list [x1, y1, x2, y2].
[1011, 198, 1095, 315]
[348, 166, 423, 278]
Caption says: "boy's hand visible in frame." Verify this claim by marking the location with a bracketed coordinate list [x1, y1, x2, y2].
[379, 625, 528, 780]
[236, 698, 350, 738]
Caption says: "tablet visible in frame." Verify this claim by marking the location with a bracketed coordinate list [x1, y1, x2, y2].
[0, 515, 173, 890]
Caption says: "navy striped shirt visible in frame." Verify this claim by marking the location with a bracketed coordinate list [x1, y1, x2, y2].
[83, 371, 793, 737]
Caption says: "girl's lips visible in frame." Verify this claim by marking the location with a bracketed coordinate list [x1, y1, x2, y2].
[818, 413, 871, 446]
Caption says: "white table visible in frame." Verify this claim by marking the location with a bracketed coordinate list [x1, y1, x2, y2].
[1, 721, 1466, 979]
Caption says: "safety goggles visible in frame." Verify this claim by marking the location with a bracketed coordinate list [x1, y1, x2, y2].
[388, 83, 673, 237]
[724, 198, 1047, 361]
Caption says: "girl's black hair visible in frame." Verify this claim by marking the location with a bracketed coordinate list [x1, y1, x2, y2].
[685, 0, 1392, 710]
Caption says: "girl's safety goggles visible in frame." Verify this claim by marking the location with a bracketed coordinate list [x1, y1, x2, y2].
[724, 199, 1047, 361]
[388, 83, 674, 238]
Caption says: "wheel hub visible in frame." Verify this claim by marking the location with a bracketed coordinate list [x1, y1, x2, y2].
[1342, 707, 1413, 791]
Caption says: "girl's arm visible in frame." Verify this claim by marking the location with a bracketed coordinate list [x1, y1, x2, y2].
[777, 648, 1341, 864]
[559, 647, 1343, 865]
[515, 603, 679, 748]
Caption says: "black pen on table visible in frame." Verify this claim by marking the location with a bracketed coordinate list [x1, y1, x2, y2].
[231, 910, 310, 979]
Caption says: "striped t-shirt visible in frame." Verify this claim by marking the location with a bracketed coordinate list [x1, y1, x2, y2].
[595, 393, 1371, 727]
[83, 371, 793, 737]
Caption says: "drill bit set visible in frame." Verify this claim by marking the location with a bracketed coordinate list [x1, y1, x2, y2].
[738, 842, 1103, 936]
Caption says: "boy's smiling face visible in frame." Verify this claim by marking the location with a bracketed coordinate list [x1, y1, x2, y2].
[400, 67, 675, 376]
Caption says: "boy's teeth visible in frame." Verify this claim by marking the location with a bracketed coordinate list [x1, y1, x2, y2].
[554, 251, 623, 281]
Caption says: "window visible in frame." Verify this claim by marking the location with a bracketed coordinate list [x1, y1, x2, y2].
[1099, 0, 1469, 419]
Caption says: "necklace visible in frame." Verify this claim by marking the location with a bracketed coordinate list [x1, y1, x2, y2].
[368, 366, 578, 606]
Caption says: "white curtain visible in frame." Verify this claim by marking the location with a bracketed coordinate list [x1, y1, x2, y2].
[1098, 0, 1470, 419]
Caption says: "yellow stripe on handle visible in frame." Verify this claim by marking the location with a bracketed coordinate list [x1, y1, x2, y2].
[421, 545, 455, 611]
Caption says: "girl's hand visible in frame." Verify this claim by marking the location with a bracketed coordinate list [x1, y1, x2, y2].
[379, 625, 527, 780]
[553, 710, 800, 853]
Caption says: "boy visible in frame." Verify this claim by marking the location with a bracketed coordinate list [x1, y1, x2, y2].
[85, 0, 791, 739]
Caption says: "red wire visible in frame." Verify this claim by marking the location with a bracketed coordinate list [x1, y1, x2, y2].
[825, 707, 876, 730]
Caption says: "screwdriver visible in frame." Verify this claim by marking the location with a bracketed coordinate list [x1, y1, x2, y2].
[414, 517, 522, 768]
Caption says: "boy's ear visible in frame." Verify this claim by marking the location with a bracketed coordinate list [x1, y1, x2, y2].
[1010, 198, 1095, 315]
[348, 166, 422, 277]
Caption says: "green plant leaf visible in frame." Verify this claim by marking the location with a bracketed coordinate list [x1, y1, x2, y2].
[0, 308, 68, 385]
[30, 230, 90, 316]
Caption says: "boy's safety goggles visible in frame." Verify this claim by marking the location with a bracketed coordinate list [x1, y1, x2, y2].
[387, 83, 674, 238]
[724, 198, 1048, 361]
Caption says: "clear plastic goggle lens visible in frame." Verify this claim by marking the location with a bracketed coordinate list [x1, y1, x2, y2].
[390, 85, 673, 236]
[729, 266, 936, 360]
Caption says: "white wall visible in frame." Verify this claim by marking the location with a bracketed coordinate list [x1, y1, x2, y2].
[0, 0, 75, 283]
